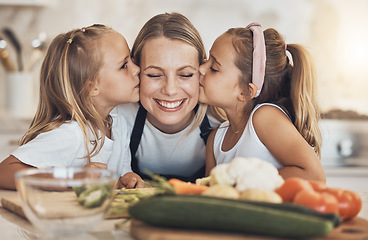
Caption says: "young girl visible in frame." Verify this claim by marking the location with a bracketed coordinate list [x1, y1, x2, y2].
[0, 24, 143, 190]
[199, 23, 326, 182]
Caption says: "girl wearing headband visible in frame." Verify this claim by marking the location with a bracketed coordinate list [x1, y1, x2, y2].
[199, 23, 325, 181]
[0, 24, 142, 189]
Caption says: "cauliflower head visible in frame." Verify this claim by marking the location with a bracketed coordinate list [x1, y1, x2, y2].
[209, 164, 235, 186]
[210, 157, 284, 192]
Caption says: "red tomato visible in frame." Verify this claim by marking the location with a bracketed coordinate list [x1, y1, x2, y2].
[275, 177, 313, 202]
[293, 189, 339, 214]
[308, 180, 327, 192]
[324, 188, 362, 219]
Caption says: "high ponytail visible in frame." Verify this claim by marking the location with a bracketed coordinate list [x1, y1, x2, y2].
[287, 44, 321, 157]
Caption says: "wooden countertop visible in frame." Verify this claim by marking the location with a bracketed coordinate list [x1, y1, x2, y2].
[1, 189, 368, 240]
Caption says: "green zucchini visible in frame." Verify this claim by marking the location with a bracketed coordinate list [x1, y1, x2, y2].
[129, 195, 334, 238]
[170, 194, 341, 227]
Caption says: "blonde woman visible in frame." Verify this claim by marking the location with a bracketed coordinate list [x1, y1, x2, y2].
[199, 23, 325, 181]
[114, 13, 225, 183]
[0, 24, 142, 190]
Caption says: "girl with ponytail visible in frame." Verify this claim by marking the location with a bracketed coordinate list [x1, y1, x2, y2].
[199, 23, 325, 181]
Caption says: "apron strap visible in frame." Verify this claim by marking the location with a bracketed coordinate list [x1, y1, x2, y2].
[130, 104, 147, 174]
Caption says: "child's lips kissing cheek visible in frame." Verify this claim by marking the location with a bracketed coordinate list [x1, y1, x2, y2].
[154, 98, 186, 112]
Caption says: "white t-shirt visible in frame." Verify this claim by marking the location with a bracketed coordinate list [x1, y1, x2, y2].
[213, 103, 288, 169]
[11, 114, 132, 176]
[113, 103, 221, 177]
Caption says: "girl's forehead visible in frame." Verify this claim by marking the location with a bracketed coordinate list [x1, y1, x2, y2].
[213, 33, 232, 47]
[211, 34, 234, 55]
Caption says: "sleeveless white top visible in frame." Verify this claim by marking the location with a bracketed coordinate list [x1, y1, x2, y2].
[213, 103, 290, 169]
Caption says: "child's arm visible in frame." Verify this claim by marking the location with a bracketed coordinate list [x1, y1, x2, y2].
[0, 155, 35, 190]
[205, 129, 218, 176]
[118, 172, 144, 189]
[253, 105, 326, 182]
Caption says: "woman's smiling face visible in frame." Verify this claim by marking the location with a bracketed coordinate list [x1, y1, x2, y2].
[139, 37, 200, 133]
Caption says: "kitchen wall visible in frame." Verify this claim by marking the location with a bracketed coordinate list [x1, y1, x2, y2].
[0, 0, 368, 120]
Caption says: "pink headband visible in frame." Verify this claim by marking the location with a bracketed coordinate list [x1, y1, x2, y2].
[246, 22, 266, 98]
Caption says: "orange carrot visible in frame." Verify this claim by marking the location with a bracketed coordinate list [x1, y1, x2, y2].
[168, 178, 209, 195]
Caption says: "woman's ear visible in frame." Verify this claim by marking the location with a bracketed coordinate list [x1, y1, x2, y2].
[87, 81, 99, 97]
[238, 83, 257, 101]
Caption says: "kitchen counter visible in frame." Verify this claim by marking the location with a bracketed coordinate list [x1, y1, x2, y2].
[1, 185, 368, 240]
[0, 189, 133, 240]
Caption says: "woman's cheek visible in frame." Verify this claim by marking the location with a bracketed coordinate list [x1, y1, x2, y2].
[183, 79, 200, 98]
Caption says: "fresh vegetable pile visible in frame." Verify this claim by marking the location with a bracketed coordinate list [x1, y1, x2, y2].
[127, 157, 363, 238]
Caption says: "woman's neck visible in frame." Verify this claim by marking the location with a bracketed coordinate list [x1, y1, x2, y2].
[146, 111, 195, 134]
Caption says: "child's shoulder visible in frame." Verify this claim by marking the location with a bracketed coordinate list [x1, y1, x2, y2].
[252, 103, 291, 126]
[253, 103, 286, 116]
[56, 120, 83, 132]
[41, 121, 84, 142]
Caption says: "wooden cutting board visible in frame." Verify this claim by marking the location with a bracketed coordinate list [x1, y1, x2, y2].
[130, 217, 368, 240]
[1, 192, 107, 219]
[1, 195, 26, 219]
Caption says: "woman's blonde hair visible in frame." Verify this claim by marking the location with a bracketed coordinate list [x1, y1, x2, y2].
[20, 24, 115, 161]
[226, 27, 322, 158]
[131, 12, 225, 132]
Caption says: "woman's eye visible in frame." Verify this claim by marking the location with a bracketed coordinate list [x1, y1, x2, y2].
[147, 74, 162, 78]
[210, 66, 218, 72]
[121, 62, 128, 70]
[180, 74, 193, 78]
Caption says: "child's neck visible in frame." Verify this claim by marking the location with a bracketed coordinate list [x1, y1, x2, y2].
[227, 115, 247, 135]
[222, 117, 247, 152]
[94, 106, 114, 140]
[224, 104, 248, 134]
[221, 108, 248, 152]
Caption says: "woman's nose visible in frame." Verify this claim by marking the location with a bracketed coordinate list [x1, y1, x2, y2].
[162, 75, 178, 96]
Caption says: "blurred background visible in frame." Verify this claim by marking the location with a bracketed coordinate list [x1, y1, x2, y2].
[0, 0, 368, 118]
[0, 0, 368, 169]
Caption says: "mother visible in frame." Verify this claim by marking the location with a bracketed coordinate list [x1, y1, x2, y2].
[115, 12, 224, 187]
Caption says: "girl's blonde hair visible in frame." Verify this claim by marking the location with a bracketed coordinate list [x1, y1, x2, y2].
[20, 24, 115, 161]
[226, 27, 322, 158]
[131, 12, 225, 132]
